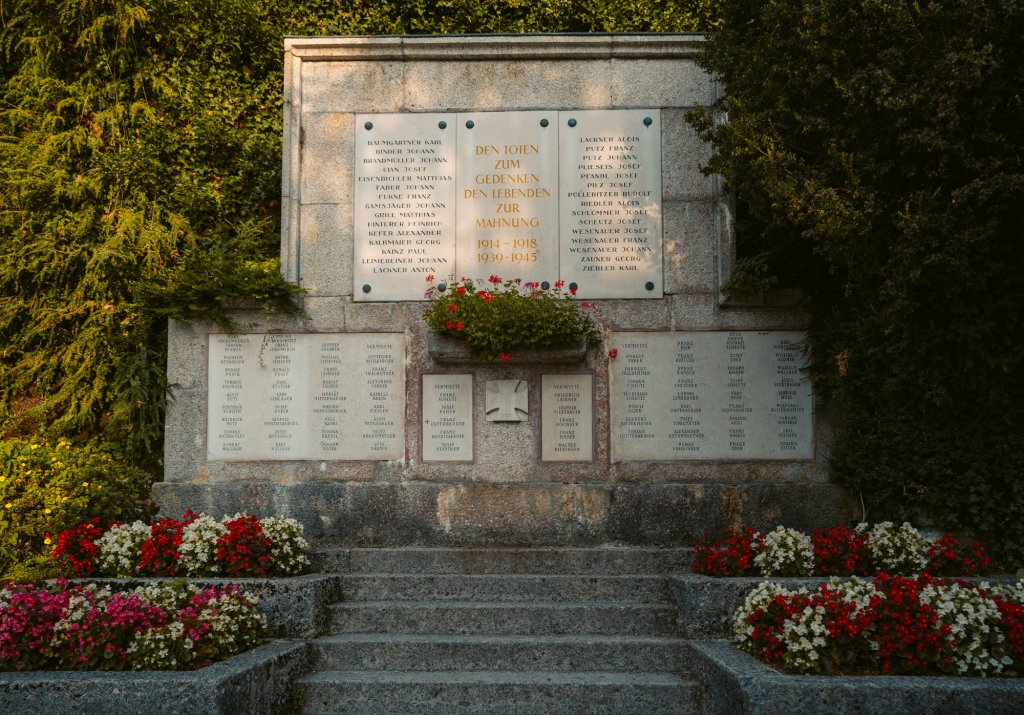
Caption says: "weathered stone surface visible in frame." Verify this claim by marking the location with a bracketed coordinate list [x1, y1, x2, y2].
[0, 640, 311, 715]
[299, 112, 353, 205]
[687, 640, 1024, 715]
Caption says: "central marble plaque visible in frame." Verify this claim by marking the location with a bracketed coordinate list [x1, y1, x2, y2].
[207, 333, 405, 460]
[456, 111, 559, 284]
[609, 332, 813, 461]
[541, 374, 593, 461]
[422, 374, 473, 461]
[560, 110, 662, 298]
[354, 113, 457, 301]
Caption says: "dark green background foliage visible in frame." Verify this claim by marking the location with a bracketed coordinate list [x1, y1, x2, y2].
[0, 1, 719, 467]
[689, 0, 1024, 563]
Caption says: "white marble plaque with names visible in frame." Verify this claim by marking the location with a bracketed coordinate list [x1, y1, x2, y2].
[560, 110, 663, 299]
[456, 111, 559, 284]
[609, 331, 813, 461]
[422, 374, 473, 461]
[207, 333, 405, 460]
[354, 113, 457, 301]
[541, 374, 593, 462]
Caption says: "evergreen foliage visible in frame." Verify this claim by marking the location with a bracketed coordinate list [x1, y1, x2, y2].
[0, 1, 718, 468]
[689, 1, 1024, 564]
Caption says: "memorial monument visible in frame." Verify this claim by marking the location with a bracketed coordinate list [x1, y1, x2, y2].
[157, 34, 853, 545]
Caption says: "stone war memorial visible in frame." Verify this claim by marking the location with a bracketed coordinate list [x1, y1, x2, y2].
[157, 34, 854, 547]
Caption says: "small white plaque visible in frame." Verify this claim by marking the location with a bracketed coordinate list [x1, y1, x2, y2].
[354, 113, 457, 301]
[609, 332, 813, 461]
[541, 374, 593, 462]
[456, 111, 558, 283]
[422, 374, 473, 461]
[208, 333, 405, 460]
[560, 110, 662, 298]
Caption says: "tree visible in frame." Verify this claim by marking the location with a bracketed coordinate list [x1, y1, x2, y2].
[689, 0, 1024, 564]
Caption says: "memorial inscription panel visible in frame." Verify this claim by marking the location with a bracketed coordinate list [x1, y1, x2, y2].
[354, 113, 457, 301]
[207, 333, 405, 460]
[609, 332, 813, 461]
[560, 110, 662, 298]
[422, 374, 473, 461]
[352, 110, 662, 300]
[541, 374, 593, 462]
[456, 111, 558, 283]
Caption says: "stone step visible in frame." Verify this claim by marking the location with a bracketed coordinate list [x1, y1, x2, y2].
[313, 546, 693, 574]
[329, 600, 677, 635]
[298, 670, 697, 715]
[338, 573, 668, 602]
[311, 633, 690, 672]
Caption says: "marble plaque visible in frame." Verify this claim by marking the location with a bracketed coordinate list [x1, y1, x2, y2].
[354, 113, 457, 301]
[456, 111, 559, 283]
[422, 374, 473, 461]
[207, 333, 405, 460]
[541, 374, 593, 462]
[609, 332, 813, 461]
[560, 110, 663, 298]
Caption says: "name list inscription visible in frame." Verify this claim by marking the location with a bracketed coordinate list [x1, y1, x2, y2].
[609, 332, 813, 461]
[354, 110, 662, 301]
[541, 374, 593, 462]
[208, 333, 405, 461]
[422, 374, 473, 461]
[354, 113, 457, 301]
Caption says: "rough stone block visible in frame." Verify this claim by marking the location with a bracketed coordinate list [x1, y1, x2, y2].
[298, 202, 352, 296]
[404, 61, 611, 112]
[662, 109, 714, 202]
[611, 59, 716, 109]
[663, 200, 718, 296]
[302, 61, 405, 113]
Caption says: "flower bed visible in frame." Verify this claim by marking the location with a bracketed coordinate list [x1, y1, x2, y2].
[692, 522, 990, 577]
[1, 580, 264, 671]
[50, 511, 310, 578]
[734, 575, 1024, 676]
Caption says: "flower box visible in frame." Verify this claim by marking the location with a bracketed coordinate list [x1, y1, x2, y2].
[0, 640, 310, 715]
[427, 333, 589, 364]
[687, 639, 1024, 715]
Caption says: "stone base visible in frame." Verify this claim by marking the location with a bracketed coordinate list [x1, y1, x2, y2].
[687, 640, 1024, 715]
[153, 481, 855, 547]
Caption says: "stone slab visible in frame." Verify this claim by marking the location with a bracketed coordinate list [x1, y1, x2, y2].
[541, 374, 594, 462]
[422, 374, 473, 461]
[354, 113, 457, 300]
[687, 640, 1024, 715]
[207, 333, 405, 461]
[560, 109, 662, 298]
[609, 331, 813, 461]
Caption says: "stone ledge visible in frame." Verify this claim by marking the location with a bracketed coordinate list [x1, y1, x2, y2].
[686, 639, 1024, 715]
[0, 640, 311, 715]
[428, 334, 589, 364]
[76, 575, 341, 638]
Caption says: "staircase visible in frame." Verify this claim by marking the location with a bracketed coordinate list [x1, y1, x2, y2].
[296, 547, 697, 715]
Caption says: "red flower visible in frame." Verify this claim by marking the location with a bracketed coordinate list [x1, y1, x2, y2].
[555, 280, 565, 288]
[488, 274, 502, 284]
[445, 320, 454, 329]
[608, 348, 618, 359]
[569, 287, 577, 296]
[455, 321, 465, 331]
[216, 515, 274, 577]
[50, 518, 105, 576]
[426, 274, 435, 282]
[456, 286, 466, 295]
[500, 353, 511, 361]
[448, 303, 458, 311]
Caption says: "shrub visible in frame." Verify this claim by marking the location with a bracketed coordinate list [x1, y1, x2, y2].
[688, 0, 1024, 567]
[0, 439, 151, 576]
